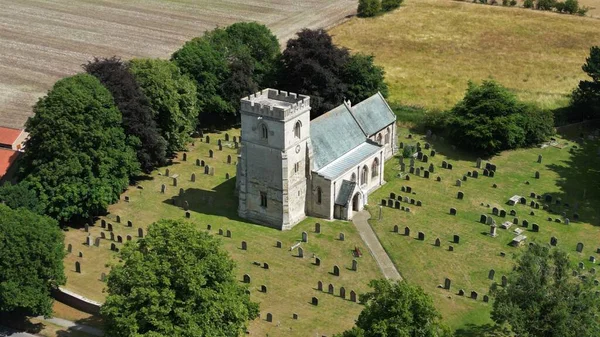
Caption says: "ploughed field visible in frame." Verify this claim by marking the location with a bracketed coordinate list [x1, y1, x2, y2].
[0, 0, 355, 129]
[367, 126, 600, 329]
[62, 130, 382, 337]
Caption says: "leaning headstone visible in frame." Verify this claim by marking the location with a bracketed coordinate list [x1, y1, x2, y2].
[94, 237, 101, 247]
[298, 247, 304, 258]
[302, 231, 308, 243]
[352, 259, 358, 271]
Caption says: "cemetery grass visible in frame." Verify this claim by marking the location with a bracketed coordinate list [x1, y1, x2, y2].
[367, 127, 600, 329]
[62, 130, 383, 337]
[330, 0, 600, 112]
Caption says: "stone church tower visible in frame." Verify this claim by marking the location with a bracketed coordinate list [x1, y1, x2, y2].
[236, 89, 312, 230]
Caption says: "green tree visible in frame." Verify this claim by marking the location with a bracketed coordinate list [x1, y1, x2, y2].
[524, 0, 535, 8]
[571, 46, 600, 120]
[381, 0, 403, 11]
[0, 181, 45, 214]
[336, 280, 451, 337]
[21, 74, 139, 221]
[342, 53, 389, 104]
[491, 244, 600, 337]
[129, 59, 198, 152]
[445, 80, 553, 155]
[0, 204, 65, 317]
[536, 0, 556, 10]
[358, 0, 382, 17]
[101, 219, 259, 337]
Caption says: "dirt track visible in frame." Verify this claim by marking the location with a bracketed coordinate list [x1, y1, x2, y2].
[0, 0, 356, 129]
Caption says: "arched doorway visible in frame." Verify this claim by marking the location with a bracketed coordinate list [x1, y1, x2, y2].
[352, 192, 361, 213]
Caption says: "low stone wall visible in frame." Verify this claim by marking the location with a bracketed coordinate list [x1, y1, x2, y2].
[52, 287, 102, 315]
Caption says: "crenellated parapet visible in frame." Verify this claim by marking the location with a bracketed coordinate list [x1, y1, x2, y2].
[240, 88, 310, 120]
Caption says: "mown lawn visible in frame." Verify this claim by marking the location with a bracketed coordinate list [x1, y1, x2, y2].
[330, 0, 600, 111]
[62, 130, 382, 337]
[367, 127, 600, 329]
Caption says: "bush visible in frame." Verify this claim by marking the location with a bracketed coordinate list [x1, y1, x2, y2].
[524, 0, 535, 8]
[388, 102, 427, 125]
[502, 0, 509, 6]
[358, 0, 381, 17]
[381, 0, 403, 11]
[536, 0, 556, 10]
[402, 145, 416, 158]
[577, 5, 588, 15]
[510, 0, 517, 5]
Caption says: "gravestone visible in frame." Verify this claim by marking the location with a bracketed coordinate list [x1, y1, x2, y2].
[196, 159, 201, 166]
[395, 200, 400, 209]
[456, 179, 462, 187]
[328, 284, 334, 294]
[126, 235, 132, 241]
[261, 285, 267, 293]
[490, 224, 498, 237]
[476, 158, 482, 168]
[298, 247, 304, 258]
[424, 171, 430, 178]
[317, 281, 323, 291]
[457, 191, 464, 200]
[100, 232, 105, 239]
[429, 163, 434, 172]
[513, 217, 519, 225]
[501, 275, 508, 287]
[110, 232, 115, 241]
[422, 155, 428, 163]
[489, 171, 494, 177]
[350, 290, 357, 302]
[492, 207, 499, 216]
[101, 273, 106, 282]
[445, 278, 451, 290]
[435, 238, 441, 247]
[430, 150, 436, 157]
[532, 223, 539, 232]
[312, 297, 319, 306]
[442, 161, 447, 169]
[537, 154, 542, 163]
[86, 236, 91, 246]
[472, 171, 479, 178]
[535, 171, 540, 179]
[226, 173, 230, 179]
[110, 243, 116, 251]
[266, 313, 272, 322]
[78, 251, 83, 258]
[418, 232, 425, 240]
[117, 235, 122, 243]
[576, 242, 584, 253]
[352, 259, 358, 271]
[75, 262, 81, 273]
[453, 235, 460, 244]
[205, 135, 210, 143]
[463, 175, 468, 181]
[226, 230, 231, 238]
[416, 200, 422, 206]
[315, 257, 321, 266]
[161, 184, 166, 193]
[522, 219, 529, 228]
[458, 289, 465, 296]
[483, 295, 489, 303]
[449, 245, 454, 251]
[488, 269, 495, 280]
[191, 173, 196, 182]
[404, 226, 411, 236]
[339, 233, 345, 241]
[218, 139, 221, 146]
[182, 153, 187, 161]
[486, 216, 494, 226]
[127, 220, 132, 227]
[276, 241, 282, 248]
[225, 133, 229, 141]
[388, 199, 394, 207]
[450, 208, 457, 215]
[550, 236, 558, 246]
[480, 214, 488, 224]
[94, 237, 101, 247]
[340, 287, 346, 299]
[510, 209, 516, 216]
[448, 163, 453, 170]
[393, 225, 399, 233]
[227, 155, 232, 164]
[499, 210, 506, 217]
[565, 218, 570, 225]
[173, 177, 178, 187]
[333, 265, 340, 276]
[218, 144, 223, 151]
[302, 231, 308, 243]
[209, 149, 213, 158]
[101, 219, 106, 228]
[315, 223, 321, 233]
[263, 263, 269, 269]
[165, 169, 170, 178]
[471, 291, 478, 300]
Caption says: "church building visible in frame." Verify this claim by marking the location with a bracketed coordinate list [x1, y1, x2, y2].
[236, 88, 396, 230]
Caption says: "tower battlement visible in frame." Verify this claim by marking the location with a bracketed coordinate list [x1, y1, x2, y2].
[241, 88, 310, 120]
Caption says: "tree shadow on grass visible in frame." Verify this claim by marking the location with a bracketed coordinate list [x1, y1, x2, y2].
[541, 129, 600, 227]
[455, 323, 509, 337]
[55, 315, 105, 337]
[161, 177, 254, 225]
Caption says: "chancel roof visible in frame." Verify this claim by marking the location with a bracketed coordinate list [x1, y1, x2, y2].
[350, 92, 396, 136]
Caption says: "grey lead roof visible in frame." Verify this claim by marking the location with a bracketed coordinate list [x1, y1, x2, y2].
[350, 92, 396, 136]
[316, 142, 381, 180]
[335, 180, 356, 207]
[310, 104, 367, 170]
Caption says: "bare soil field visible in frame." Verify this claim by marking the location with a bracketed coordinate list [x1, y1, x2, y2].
[0, 0, 355, 129]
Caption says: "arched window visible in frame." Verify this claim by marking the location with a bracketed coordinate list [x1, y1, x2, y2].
[371, 158, 379, 178]
[376, 133, 382, 145]
[294, 121, 302, 139]
[361, 165, 369, 186]
[317, 187, 322, 204]
[261, 124, 268, 140]
[351, 173, 357, 182]
[385, 127, 390, 144]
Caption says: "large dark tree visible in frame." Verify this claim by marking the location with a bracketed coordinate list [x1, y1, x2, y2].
[446, 80, 553, 155]
[129, 59, 198, 152]
[342, 53, 388, 104]
[571, 46, 600, 120]
[279, 29, 350, 118]
[172, 22, 280, 128]
[336, 280, 451, 337]
[21, 74, 139, 222]
[491, 244, 600, 337]
[0, 181, 45, 214]
[101, 219, 259, 337]
[0, 204, 65, 317]
[84, 57, 168, 172]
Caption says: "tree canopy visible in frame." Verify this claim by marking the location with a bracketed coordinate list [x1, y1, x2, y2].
[21, 74, 139, 222]
[336, 280, 451, 337]
[84, 57, 168, 172]
[491, 244, 600, 337]
[101, 219, 259, 337]
[129, 59, 198, 152]
[342, 53, 388, 104]
[445, 80, 553, 155]
[0, 181, 45, 215]
[0, 204, 65, 317]
[571, 46, 600, 120]
[358, 0, 382, 17]
[172, 22, 280, 128]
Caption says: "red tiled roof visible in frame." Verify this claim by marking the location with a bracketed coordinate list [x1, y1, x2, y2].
[0, 127, 23, 147]
[0, 148, 19, 178]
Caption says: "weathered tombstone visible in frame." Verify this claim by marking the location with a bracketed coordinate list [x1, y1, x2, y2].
[339, 286, 346, 299]
[532, 223, 539, 232]
[483, 295, 489, 303]
[173, 177, 178, 187]
[488, 269, 495, 280]
[218, 228, 223, 235]
[388, 199, 394, 207]
[501, 275, 508, 287]
[450, 208, 457, 216]
[315, 257, 321, 266]
[261, 285, 267, 293]
[418, 232, 425, 240]
[537, 154, 542, 163]
[492, 207, 499, 216]
[339, 233, 345, 241]
[448, 163, 453, 170]
[110, 243, 116, 251]
[190, 173, 196, 182]
[182, 153, 187, 161]
[486, 216, 494, 226]
[457, 191, 464, 200]
[312, 297, 319, 306]
[209, 149, 213, 158]
[100, 232, 106, 239]
[116, 215, 121, 223]
[78, 251, 83, 258]
[161, 184, 166, 194]
[328, 284, 334, 294]
[395, 200, 400, 209]
[266, 313, 272, 322]
[302, 231, 308, 243]
[579, 262, 585, 269]
[117, 235, 123, 243]
[471, 291, 478, 300]
[317, 281, 323, 291]
[298, 247, 304, 258]
[489, 224, 498, 237]
[499, 210, 506, 217]
[165, 169, 170, 177]
[350, 290, 357, 302]
[442, 161, 447, 169]
[444, 278, 451, 290]
[110, 232, 115, 241]
[126, 235, 132, 241]
[435, 238, 441, 247]
[333, 265, 340, 276]
[218, 139, 222, 146]
[243, 274, 251, 283]
[576, 242, 584, 253]
[226, 229, 232, 238]
[196, 159, 201, 166]
[480, 214, 488, 224]
[352, 259, 358, 271]
[550, 236, 558, 246]
[535, 171, 540, 179]
[225, 133, 229, 141]
[453, 234, 460, 244]
[276, 240, 282, 248]
[85, 236, 91, 246]
[472, 171, 479, 178]
[127, 220, 132, 227]
[404, 226, 411, 236]
[430, 150, 436, 157]
[94, 237, 101, 247]
[218, 143, 223, 151]
[75, 261, 81, 273]
[205, 135, 210, 143]
[458, 289, 465, 296]
[448, 245, 454, 252]
[489, 170, 495, 177]
[393, 225, 399, 233]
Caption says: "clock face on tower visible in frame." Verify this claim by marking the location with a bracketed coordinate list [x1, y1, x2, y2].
[295, 144, 301, 154]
